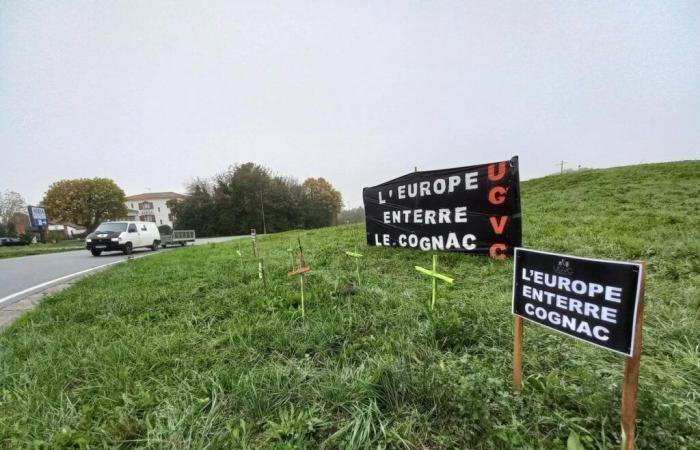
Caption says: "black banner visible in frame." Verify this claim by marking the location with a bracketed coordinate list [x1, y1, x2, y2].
[512, 248, 642, 356]
[362, 156, 521, 257]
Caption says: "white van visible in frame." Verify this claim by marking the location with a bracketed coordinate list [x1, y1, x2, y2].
[85, 221, 161, 256]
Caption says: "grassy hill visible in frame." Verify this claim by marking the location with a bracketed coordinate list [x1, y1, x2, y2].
[1, 161, 698, 449]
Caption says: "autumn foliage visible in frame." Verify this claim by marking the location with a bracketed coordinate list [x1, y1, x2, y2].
[42, 178, 128, 231]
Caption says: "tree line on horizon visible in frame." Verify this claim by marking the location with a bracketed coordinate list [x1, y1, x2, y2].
[168, 163, 344, 236]
[4, 163, 346, 238]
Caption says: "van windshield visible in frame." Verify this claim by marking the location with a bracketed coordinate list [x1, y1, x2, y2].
[95, 222, 128, 232]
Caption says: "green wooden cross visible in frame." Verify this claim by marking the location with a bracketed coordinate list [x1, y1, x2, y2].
[236, 246, 243, 270]
[415, 255, 454, 310]
[344, 247, 364, 286]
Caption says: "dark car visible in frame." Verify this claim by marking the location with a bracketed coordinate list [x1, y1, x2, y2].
[0, 237, 29, 246]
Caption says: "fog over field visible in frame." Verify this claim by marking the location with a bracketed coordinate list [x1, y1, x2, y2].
[1, 1, 698, 207]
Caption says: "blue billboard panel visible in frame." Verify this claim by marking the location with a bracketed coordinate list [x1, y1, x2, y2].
[28, 206, 48, 227]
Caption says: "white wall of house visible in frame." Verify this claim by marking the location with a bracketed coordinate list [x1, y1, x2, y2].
[125, 198, 177, 228]
[48, 224, 86, 237]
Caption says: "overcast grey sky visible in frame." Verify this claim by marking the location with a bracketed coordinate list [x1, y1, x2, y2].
[1, 1, 698, 208]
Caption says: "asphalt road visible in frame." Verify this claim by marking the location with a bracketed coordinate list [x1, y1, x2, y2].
[0, 236, 244, 307]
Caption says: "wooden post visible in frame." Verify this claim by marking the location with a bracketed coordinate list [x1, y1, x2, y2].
[251, 228, 258, 257]
[288, 239, 311, 321]
[259, 259, 268, 289]
[513, 315, 523, 390]
[620, 261, 646, 450]
[300, 275, 305, 319]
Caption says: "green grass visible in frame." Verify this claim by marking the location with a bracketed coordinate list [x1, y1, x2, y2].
[0, 240, 84, 259]
[1, 160, 699, 449]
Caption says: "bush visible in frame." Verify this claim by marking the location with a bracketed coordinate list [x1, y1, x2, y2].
[48, 230, 67, 241]
[0, 222, 17, 237]
[158, 225, 172, 235]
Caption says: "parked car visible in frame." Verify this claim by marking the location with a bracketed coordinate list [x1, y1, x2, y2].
[0, 237, 29, 246]
[85, 221, 160, 256]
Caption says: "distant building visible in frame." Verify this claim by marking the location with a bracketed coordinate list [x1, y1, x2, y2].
[48, 223, 86, 238]
[10, 212, 29, 235]
[124, 192, 187, 228]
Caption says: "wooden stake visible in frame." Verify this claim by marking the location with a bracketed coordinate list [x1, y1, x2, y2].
[288, 239, 311, 321]
[287, 246, 295, 272]
[258, 258, 268, 290]
[344, 248, 364, 286]
[300, 275, 305, 319]
[250, 228, 258, 257]
[620, 261, 646, 450]
[431, 255, 437, 310]
[512, 315, 523, 390]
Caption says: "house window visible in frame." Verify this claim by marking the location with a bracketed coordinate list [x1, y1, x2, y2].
[160, 219, 163, 224]
[130, 203, 134, 208]
[138, 201, 154, 210]
[157, 207, 161, 212]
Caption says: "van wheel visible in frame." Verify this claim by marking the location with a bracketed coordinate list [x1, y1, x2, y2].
[151, 240, 159, 251]
[91, 249, 102, 256]
[123, 242, 133, 255]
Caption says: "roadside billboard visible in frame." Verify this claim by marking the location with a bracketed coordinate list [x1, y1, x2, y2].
[362, 156, 521, 257]
[27, 206, 48, 227]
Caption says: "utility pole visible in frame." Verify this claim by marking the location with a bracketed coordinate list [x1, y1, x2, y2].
[560, 160, 566, 175]
[259, 191, 267, 235]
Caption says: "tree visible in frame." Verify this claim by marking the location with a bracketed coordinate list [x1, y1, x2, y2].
[0, 190, 26, 226]
[158, 224, 172, 235]
[168, 178, 216, 236]
[166, 163, 344, 236]
[337, 206, 365, 225]
[212, 163, 272, 235]
[42, 178, 128, 231]
[303, 177, 343, 228]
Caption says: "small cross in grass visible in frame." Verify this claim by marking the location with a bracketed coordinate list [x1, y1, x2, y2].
[415, 254, 454, 310]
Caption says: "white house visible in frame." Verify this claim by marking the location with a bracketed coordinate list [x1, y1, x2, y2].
[124, 192, 187, 228]
[48, 223, 87, 237]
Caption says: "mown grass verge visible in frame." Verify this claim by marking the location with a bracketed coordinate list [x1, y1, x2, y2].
[1, 161, 699, 449]
[0, 240, 84, 260]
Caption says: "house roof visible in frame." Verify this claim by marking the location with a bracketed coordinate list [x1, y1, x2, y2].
[125, 192, 187, 201]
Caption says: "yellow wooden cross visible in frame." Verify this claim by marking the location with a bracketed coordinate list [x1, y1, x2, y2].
[415, 255, 454, 309]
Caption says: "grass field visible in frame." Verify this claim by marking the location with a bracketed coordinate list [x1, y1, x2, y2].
[1, 161, 698, 449]
[0, 240, 84, 259]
